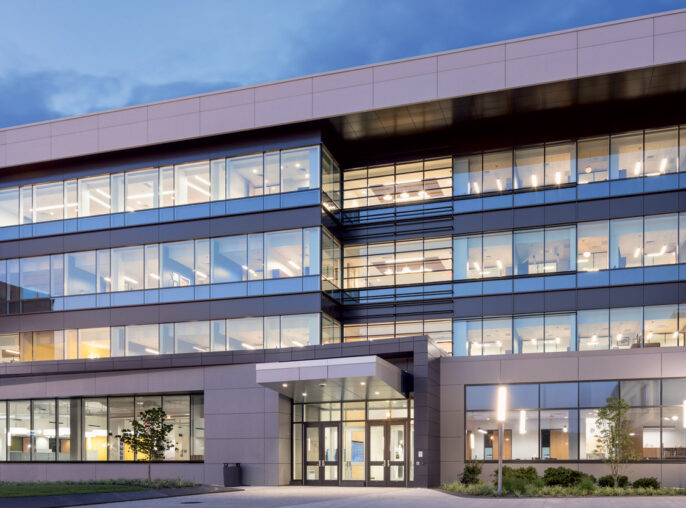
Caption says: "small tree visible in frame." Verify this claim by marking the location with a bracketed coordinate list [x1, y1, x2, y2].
[118, 407, 174, 484]
[594, 397, 639, 487]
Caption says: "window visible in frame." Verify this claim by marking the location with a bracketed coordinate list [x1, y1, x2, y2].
[8, 400, 31, 461]
[545, 226, 575, 272]
[303, 227, 320, 277]
[265, 229, 302, 278]
[264, 152, 280, 195]
[83, 398, 108, 461]
[78, 176, 111, 217]
[577, 136, 609, 184]
[483, 151, 512, 193]
[541, 409, 577, 460]
[0, 334, 20, 362]
[577, 220, 609, 271]
[161, 241, 195, 287]
[627, 408, 661, 459]
[610, 217, 643, 269]
[482, 317, 511, 355]
[514, 230, 544, 275]
[540, 383, 578, 408]
[33, 182, 64, 222]
[644, 127, 678, 176]
[545, 142, 575, 186]
[610, 131, 643, 179]
[57, 399, 80, 461]
[65, 251, 96, 295]
[33, 330, 63, 361]
[228, 317, 263, 350]
[20, 256, 51, 299]
[644, 305, 679, 347]
[125, 168, 158, 211]
[32, 400, 56, 461]
[453, 154, 482, 196]
[577, 309, 609, 351]
[483, 233, 512, 278]
[453, 235, 482, 280]
[175, 321, 210, 353]
[164, 395, 191, 460]
[79, 328, 109, 359]
[644, 214, 677, 266]
[620, 379, 659, 406]
[322, 228, 342, 290]
[175, 161, 210, 205]
[514, 146, 543, 189]
[211, 236, 247, 283]
[227, 154, 263, 199]
[545, 313, 575, 352]
[281, 313, 319, 348]
[281, 147, 319, 193]
[610, 307, 642, 349]
[108, 397, 134, 461]
[579, 381, 618, 407]
[111, 246, 144, 292]
[125, 324, 159, 356]
[0, 188, 19, 227]
[514, 315, 544, 354]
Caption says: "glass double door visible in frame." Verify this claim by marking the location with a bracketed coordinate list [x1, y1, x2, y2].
[367, 421, 407, 486]
[304, 423, 339, 485]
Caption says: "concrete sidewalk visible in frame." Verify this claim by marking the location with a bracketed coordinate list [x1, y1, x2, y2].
[75, 486, 686, 508]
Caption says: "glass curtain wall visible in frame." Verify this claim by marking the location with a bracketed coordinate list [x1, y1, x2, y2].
[0, 394, 203, 462]
[0, 146, 322, 226]
[466, 379, 686, 462]
[0, 313, 341, 363]
[454, 303, 685, 356]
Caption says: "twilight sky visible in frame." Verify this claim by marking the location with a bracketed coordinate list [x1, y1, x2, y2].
[0, 0, 684, 128]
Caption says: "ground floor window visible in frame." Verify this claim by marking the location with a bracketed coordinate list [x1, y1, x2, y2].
[0, 393, 203, 462]
[465, 378, 686, 461]
[292, 399, 413, 485]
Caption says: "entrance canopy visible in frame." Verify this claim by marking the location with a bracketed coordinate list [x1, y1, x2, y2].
[256, 355, 409, 403]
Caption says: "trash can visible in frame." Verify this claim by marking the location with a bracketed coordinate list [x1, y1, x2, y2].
[223, 462, 242, 487]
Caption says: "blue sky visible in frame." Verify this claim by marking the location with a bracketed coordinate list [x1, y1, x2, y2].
[0, 0, 684, 128]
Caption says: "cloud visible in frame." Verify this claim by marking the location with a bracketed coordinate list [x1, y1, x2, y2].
[0, 70, 240, 129]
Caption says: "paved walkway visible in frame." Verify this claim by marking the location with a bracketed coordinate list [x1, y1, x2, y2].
[75, 486, 686, 507]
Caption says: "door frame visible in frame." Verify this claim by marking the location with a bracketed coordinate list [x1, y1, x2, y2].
[302, 422, 341, 485]
[365, 420, 408, 487]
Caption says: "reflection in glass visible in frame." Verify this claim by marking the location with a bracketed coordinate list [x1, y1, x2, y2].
[125, 168, 158, 212]
[644, 127, 678, 176]
[610, 132, 643, 179]
[610, 307, 642, 349]
[65, 251, 96, 295]
[644, 214, 677, 266]
[483, 151, 512, 193]
[175, 161, 210, 205]
[577, 137, 609, 184]
[514, 230, 544, 275]
[161, 241, 195, 287]
[514, 146, 543, 189]
[644, 304, 679, 347]
[33, 182, 64, 222]
[79, 176, 111, 216]
[577, 221, 609, 271]
[545, 142, 576, 186]
[610, 217, 643, 269]
[577, 309, 610, 351]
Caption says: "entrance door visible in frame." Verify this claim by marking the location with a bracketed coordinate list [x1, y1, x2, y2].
[304, 423, 339, 485]
[367, 421, 407, 486]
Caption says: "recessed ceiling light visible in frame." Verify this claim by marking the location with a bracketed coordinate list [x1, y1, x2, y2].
[375, 391, 380, 395]
[282, 383, 288, 388]
[360, 382, 366, 386]
[302, 393, 307, 397]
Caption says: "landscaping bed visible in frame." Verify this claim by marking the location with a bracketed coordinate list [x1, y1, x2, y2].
[443, 464, 686, 497]
[0, 479, 199, 498]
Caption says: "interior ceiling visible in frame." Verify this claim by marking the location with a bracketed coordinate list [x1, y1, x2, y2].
[327, 62, 686, 143]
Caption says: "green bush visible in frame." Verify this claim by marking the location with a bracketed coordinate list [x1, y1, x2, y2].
[598, 475, 629, 488]
[633, 477, 660, 489]
[543, 467, 585, 487]
[502, 475, 528, 495]
[497, 465, 539, 483]
[460, 460, 482, 485]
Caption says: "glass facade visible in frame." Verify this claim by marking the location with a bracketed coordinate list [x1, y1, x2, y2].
[466, 379, 686, 461]
[344, 319, 452, 352]
[0, 394, 203, 462]
[0, 146, 321, 229]
[0, 313, 340, 362]
[0, 227, 321, 313]
[343, 157, 451, 209]
[454, 303, 686, 356]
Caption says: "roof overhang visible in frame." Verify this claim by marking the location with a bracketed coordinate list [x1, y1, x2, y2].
[255, 355, 410, 403]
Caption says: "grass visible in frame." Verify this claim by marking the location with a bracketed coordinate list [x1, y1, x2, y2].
[0, 478, 201, 498]
[442, 482, 686, 497]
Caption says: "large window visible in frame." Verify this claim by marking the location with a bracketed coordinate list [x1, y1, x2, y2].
[344, 237, 452, 289]
[0, 395, 203, 462]
[344, 157, 451, 208]
[0, 313, 339, 363]
[0, 145, 323, 228]
[467, 379, 686, 462]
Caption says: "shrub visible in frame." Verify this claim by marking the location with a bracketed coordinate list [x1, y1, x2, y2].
[599, 474, 629, 488]
[502, 475, 528, 495]
[543, 466, 584, 487]
[633, 477, 660, 489]
[497, 465, 539, 483]
[460, 460, 482, 485]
